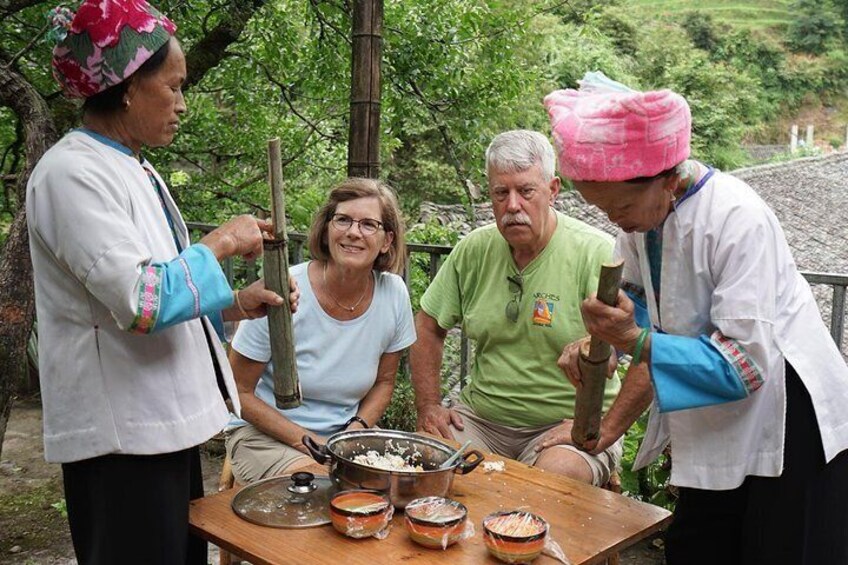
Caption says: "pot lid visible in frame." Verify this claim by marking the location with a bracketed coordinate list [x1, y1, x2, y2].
[231, 471, 337, 528]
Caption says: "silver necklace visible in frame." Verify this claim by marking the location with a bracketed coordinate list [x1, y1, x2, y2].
[323, 262, 371, 312]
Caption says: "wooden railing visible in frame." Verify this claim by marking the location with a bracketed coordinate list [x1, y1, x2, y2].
[187, 223, 848, 384]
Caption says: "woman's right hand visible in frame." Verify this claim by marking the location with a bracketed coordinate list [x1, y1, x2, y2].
[201, 215, 273, 261]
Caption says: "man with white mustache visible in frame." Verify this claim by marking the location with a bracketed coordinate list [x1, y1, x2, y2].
[410, 130, 623, 486]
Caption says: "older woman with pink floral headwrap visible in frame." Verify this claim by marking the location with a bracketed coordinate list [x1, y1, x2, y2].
[548, 72, 848, 564]
[27, 1, 295, 563]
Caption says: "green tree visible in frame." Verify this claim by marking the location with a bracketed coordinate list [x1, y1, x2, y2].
[680, 11, 719, 53]
[786, 0, 843, 55]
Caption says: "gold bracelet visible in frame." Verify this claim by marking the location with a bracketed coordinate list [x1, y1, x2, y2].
[233, 289, 253, 320]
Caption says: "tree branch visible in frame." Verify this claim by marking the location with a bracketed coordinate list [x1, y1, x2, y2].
[404, 78, 478, 218]
[0, 0, 44, 20]
[234, 54, 343, 143]
[183, 0, 269, 91]
[5, 21, 48, 69]
[307, 0, 352, 45]
[0, 49, 57, 462]
[0, 52, 57, 203]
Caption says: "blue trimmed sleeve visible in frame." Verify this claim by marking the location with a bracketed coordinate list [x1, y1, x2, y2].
[128, 243, 234, 334]
[649, 332, 764, 412]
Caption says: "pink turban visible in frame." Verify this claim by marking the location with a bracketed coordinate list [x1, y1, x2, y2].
[48, 0, 177, 99]
[543, 73, 691, 182]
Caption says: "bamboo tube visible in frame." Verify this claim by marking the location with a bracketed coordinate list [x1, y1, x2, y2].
[571, 260, 624, 448]
[265, 138, 301, 409]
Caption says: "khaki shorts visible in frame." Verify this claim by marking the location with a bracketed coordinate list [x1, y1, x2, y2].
[447, 395, 622, 487]
[225, 424, 313, 485]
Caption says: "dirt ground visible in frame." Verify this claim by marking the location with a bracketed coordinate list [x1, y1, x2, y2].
[0, 396, 666, 564]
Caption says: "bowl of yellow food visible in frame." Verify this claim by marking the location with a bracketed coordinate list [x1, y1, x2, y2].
[482, 510, 548, 563]
[329, 489, 392, 539]
[404, 496, 468, 549]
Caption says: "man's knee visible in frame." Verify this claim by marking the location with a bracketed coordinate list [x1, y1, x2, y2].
[533, 447, 595, 484]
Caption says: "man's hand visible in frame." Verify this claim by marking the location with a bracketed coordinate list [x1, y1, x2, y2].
[557, 337, 590, 389]
[558, 338, 620, 390]
[535, 420, 577, 452]
[535, 418, 619, 455]
[416, 403, 464, 440]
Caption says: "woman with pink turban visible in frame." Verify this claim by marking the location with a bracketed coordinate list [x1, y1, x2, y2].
[550, 72, 848, 564]
[28, 1, 295, 562]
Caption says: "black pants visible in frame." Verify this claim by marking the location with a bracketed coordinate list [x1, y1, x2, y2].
[62, 446, 207, 565]
[665, 363, 848, 565]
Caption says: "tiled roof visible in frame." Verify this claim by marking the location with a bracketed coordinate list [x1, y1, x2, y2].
[734, 153, 848, 274]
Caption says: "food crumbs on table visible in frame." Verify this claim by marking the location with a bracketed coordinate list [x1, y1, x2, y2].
[483, 460, 506, 473]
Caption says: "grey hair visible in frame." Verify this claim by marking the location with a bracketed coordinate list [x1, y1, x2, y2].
[485, 130, 556, 182]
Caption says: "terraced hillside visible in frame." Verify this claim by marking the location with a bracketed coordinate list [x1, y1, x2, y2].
[626, 0, 794, 33]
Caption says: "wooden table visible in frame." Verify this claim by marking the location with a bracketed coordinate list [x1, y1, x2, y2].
[190, 456, 671, 565]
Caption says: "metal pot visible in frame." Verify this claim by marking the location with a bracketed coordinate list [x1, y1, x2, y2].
[303, 429, 483, 509]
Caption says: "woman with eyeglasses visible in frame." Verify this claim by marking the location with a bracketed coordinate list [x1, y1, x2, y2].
[225, 178, 416, 483]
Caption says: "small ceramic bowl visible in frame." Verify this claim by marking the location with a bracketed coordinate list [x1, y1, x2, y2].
[404, 496, 468, 549]
[482, 510, 549, 564]
[329, 489, 392, 539]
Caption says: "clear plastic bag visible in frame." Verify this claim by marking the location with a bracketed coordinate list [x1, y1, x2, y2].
[404, 496, 474, 550]
[482, 510, 570, 564]
[330, 491, 394, 540]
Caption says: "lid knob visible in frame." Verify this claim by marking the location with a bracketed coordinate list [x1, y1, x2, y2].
[288, 471, 318, 495]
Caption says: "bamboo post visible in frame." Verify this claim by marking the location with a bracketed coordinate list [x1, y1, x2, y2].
[790, 124, 798, 153]
[265, 138, 301, 409]
[806, 124, 815, 147]
[347, 0, 383, 178]
[571, 260, 625, 448]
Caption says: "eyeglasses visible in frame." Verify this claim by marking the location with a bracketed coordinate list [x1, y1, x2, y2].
[505, 273, 523, 323]
[330, 214, 384, 236]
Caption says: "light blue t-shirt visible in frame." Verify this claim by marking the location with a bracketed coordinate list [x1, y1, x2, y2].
[228, 261, 416, 435]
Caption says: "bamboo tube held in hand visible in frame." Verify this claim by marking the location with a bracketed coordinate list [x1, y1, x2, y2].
[265, 138, 301, 409]
[571, 260, 624, 449]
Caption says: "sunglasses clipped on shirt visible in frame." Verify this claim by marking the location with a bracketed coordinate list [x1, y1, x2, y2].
[505, 273, 524, 323]
[330, 213, 384, 236]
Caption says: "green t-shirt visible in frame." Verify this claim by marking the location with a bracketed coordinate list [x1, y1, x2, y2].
[420, 211, 620, 427]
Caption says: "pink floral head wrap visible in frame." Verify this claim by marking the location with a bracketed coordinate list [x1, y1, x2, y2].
[543, 72, 691, 182]
[49, 0, 177, 99]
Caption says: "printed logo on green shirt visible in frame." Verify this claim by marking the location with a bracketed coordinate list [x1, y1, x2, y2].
[532, 293, 559, 327]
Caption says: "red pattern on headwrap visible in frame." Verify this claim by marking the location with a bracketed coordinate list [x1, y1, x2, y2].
[50, 0, 176, 98]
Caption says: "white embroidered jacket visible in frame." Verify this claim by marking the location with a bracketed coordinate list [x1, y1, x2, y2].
[619, 171, 848, 490]
[27, 131, 240, 463]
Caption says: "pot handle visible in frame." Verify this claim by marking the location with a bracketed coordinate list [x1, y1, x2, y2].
[302, 435, 329, 465]
[455, 449, 484, 475]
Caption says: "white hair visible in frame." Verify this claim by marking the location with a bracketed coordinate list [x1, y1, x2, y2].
[485, 130, 556, 182]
